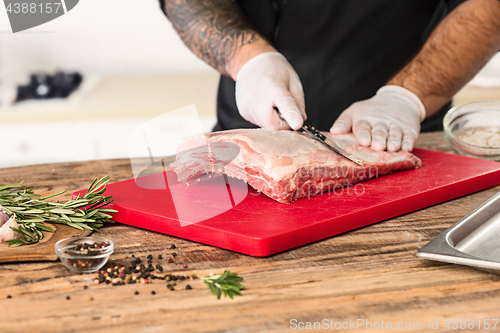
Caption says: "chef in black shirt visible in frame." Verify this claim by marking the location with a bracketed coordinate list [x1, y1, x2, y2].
[160, 0, 500, 152]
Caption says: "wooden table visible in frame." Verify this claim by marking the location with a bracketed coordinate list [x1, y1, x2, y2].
[1, 132, 500, 333]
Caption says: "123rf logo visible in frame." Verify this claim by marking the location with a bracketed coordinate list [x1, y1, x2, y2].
[3, 0, 79, 33]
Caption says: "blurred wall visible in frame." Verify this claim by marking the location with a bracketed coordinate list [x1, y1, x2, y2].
[0, 0, 220, 169]
[0, 0, 215, 85]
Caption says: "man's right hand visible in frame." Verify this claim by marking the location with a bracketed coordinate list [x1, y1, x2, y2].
[235, 52, 306, 131]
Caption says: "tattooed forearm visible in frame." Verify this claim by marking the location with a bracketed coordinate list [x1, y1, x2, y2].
[164, 0, 266, 78]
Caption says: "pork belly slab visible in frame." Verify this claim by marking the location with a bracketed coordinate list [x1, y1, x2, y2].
[169, 129, 422, 203]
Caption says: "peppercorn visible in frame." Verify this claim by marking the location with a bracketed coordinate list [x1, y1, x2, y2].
[147, 254, 153, 260]
[191, 274, 198, 279]
[131, 254, 135, 258]
[156, 264, 163, 272]
[172, 252, 177, 257]
[135, 258, 141, 264]
[83, 285, 88, 290]
[134, 291, 139, 295]
[186, 285, 192, 290]
[168, 258, 173, 263]
[158, 255, 163, 260]
[151, 291, 156, 295]
[66, 296, 71, 300]
[183, 264, 187, 268]
[171, 244, 176, 249]
[7, 295, 12, 299]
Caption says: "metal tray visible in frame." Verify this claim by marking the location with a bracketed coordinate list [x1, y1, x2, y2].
[416, 190, 500, 274]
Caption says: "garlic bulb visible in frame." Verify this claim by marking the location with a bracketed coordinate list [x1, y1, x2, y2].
[0, 205, 20, 242]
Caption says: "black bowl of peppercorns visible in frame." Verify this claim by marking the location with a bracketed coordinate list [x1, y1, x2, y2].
[55, 236, 114, 274]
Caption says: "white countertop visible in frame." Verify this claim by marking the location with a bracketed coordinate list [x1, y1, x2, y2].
[0, 73, 220, 168]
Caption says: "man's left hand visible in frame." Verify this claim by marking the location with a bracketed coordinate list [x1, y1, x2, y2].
[330, 85, 426, 152]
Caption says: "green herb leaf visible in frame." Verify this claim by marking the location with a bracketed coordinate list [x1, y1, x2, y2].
[35, 224, 55, 232]
[0, 176, 117, 247]
[201, 271, 244, 300]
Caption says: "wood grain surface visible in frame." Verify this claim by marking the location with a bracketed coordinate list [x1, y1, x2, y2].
[0, 224, 92, 263]
[1, 132, 500, 333]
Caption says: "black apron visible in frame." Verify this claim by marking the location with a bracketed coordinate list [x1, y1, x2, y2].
[159, 0, 466, 132]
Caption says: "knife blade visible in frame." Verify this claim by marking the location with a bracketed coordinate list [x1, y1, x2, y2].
[274, 107, 364, 166]
[300, 125, 364, 166]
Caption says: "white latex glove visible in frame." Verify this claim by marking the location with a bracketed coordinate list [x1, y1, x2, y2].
[330, 85, 426, 152]
[235, 52, 306, 130]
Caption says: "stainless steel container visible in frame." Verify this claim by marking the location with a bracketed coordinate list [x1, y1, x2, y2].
[416, 190, 500, 274]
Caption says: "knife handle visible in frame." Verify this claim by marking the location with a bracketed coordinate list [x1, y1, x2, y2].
[302, 125, 326, 141]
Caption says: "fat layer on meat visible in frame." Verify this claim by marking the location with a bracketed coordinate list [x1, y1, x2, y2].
[170, 129, 422, 203]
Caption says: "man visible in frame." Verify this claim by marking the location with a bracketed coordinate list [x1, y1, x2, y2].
[160, 0, 500, 152]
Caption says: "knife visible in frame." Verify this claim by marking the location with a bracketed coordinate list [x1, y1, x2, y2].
[274, 107, 364, 166]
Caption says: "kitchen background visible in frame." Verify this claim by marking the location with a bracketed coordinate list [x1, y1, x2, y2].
[1, 0, 500, 169]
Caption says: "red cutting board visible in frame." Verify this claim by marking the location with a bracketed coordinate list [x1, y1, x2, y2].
[74, 148, 500, 257]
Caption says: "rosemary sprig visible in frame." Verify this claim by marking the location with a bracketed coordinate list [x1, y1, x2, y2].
[201, 270, 244, 299]
[0, 176, 117, 247]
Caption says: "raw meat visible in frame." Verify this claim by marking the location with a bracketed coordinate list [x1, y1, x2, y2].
[169, 129, 422, 203]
